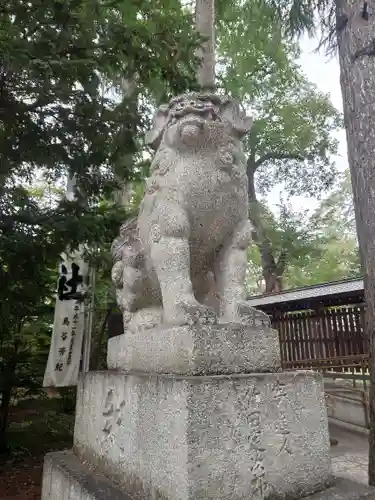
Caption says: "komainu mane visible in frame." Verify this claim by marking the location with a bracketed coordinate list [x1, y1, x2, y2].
[112, 92, 269, 331]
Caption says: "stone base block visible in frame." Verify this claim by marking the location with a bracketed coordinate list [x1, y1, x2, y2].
[41, 450, 129, 500]
[303, 478, 375, 499]
[74, 370, 332, 500]
[107, 323, 281, 374]
[41, 452, 375, 500]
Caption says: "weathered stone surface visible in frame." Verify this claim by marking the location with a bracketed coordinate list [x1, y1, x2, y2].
[303, 478, 375, 499]
[41, 450, 130, 500]
[107, 323, 281, 374]
[74, 370, 331, 500]
[42, 452, 375, 500]
[111, 92, 270, 332]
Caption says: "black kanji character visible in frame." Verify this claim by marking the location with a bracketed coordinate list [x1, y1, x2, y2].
[61, 332, 68, 341]
[58, 347, 66, 356]
[57, 274, 68, 300]
[55, 362, 63, 372]
[67, 346, 73, 365]
[62, 317, 70, 326]
[57, 262, 83, 300]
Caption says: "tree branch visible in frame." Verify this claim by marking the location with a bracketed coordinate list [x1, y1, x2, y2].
[275, 249, 288, 276]
[247, 170, 278, 275]
[254, 152, 305, 169]
[247, 152, 257, 200]
[246, 156, 290, 293]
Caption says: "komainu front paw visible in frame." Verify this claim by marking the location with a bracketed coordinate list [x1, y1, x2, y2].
[235, 302, 270, 327]
[168, 301, 217, 327]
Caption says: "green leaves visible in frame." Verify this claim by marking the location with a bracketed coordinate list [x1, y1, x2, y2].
[247, 171, 360, 293]
[247, 77, 341, 196]
[217, 0, 300, 101]
[217, 0, 341, 198]
[0, 0, 201, 452]
[0, 0, 199, 194]
[218, 0, 342, 292]
[262, 0, 330, 38]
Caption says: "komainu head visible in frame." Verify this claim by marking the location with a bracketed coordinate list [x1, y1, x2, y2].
[145, 93, 253, 152]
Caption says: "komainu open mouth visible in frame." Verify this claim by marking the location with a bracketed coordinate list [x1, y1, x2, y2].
[169, 106, 220, 127]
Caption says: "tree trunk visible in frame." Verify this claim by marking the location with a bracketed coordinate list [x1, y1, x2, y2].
[0, 334, 20, 454]
[264, 272, 284, 294]
[0, 388, 11, 454]
[195, 0, 215, 90]
[247, 160, 286, 294]
[335, 0, 375, 485]
[89, 308, 111, 370]
[114, 78, 138, 207]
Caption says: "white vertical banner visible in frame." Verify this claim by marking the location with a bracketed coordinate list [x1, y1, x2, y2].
[43, 250, 90, 387]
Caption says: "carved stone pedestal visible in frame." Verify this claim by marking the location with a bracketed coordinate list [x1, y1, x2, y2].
[71, 370, 332, 500]
[41, 453, 375, 500]
[41, 325, 375, 499]
[107, 323, 281, 374]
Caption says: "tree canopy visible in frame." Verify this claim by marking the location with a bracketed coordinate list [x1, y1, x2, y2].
[246, 170, 360, 294]
[216, 0, 342, 292]
[0, 0, 200, 452]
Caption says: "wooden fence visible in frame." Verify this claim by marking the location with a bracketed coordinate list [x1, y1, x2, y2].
[272, 305, 369, 373]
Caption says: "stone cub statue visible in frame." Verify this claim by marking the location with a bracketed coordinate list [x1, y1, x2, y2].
[111, 92, 269, 331]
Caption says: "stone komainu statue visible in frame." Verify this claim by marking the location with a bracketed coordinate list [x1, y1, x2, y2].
[111, 92, 269, 332]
